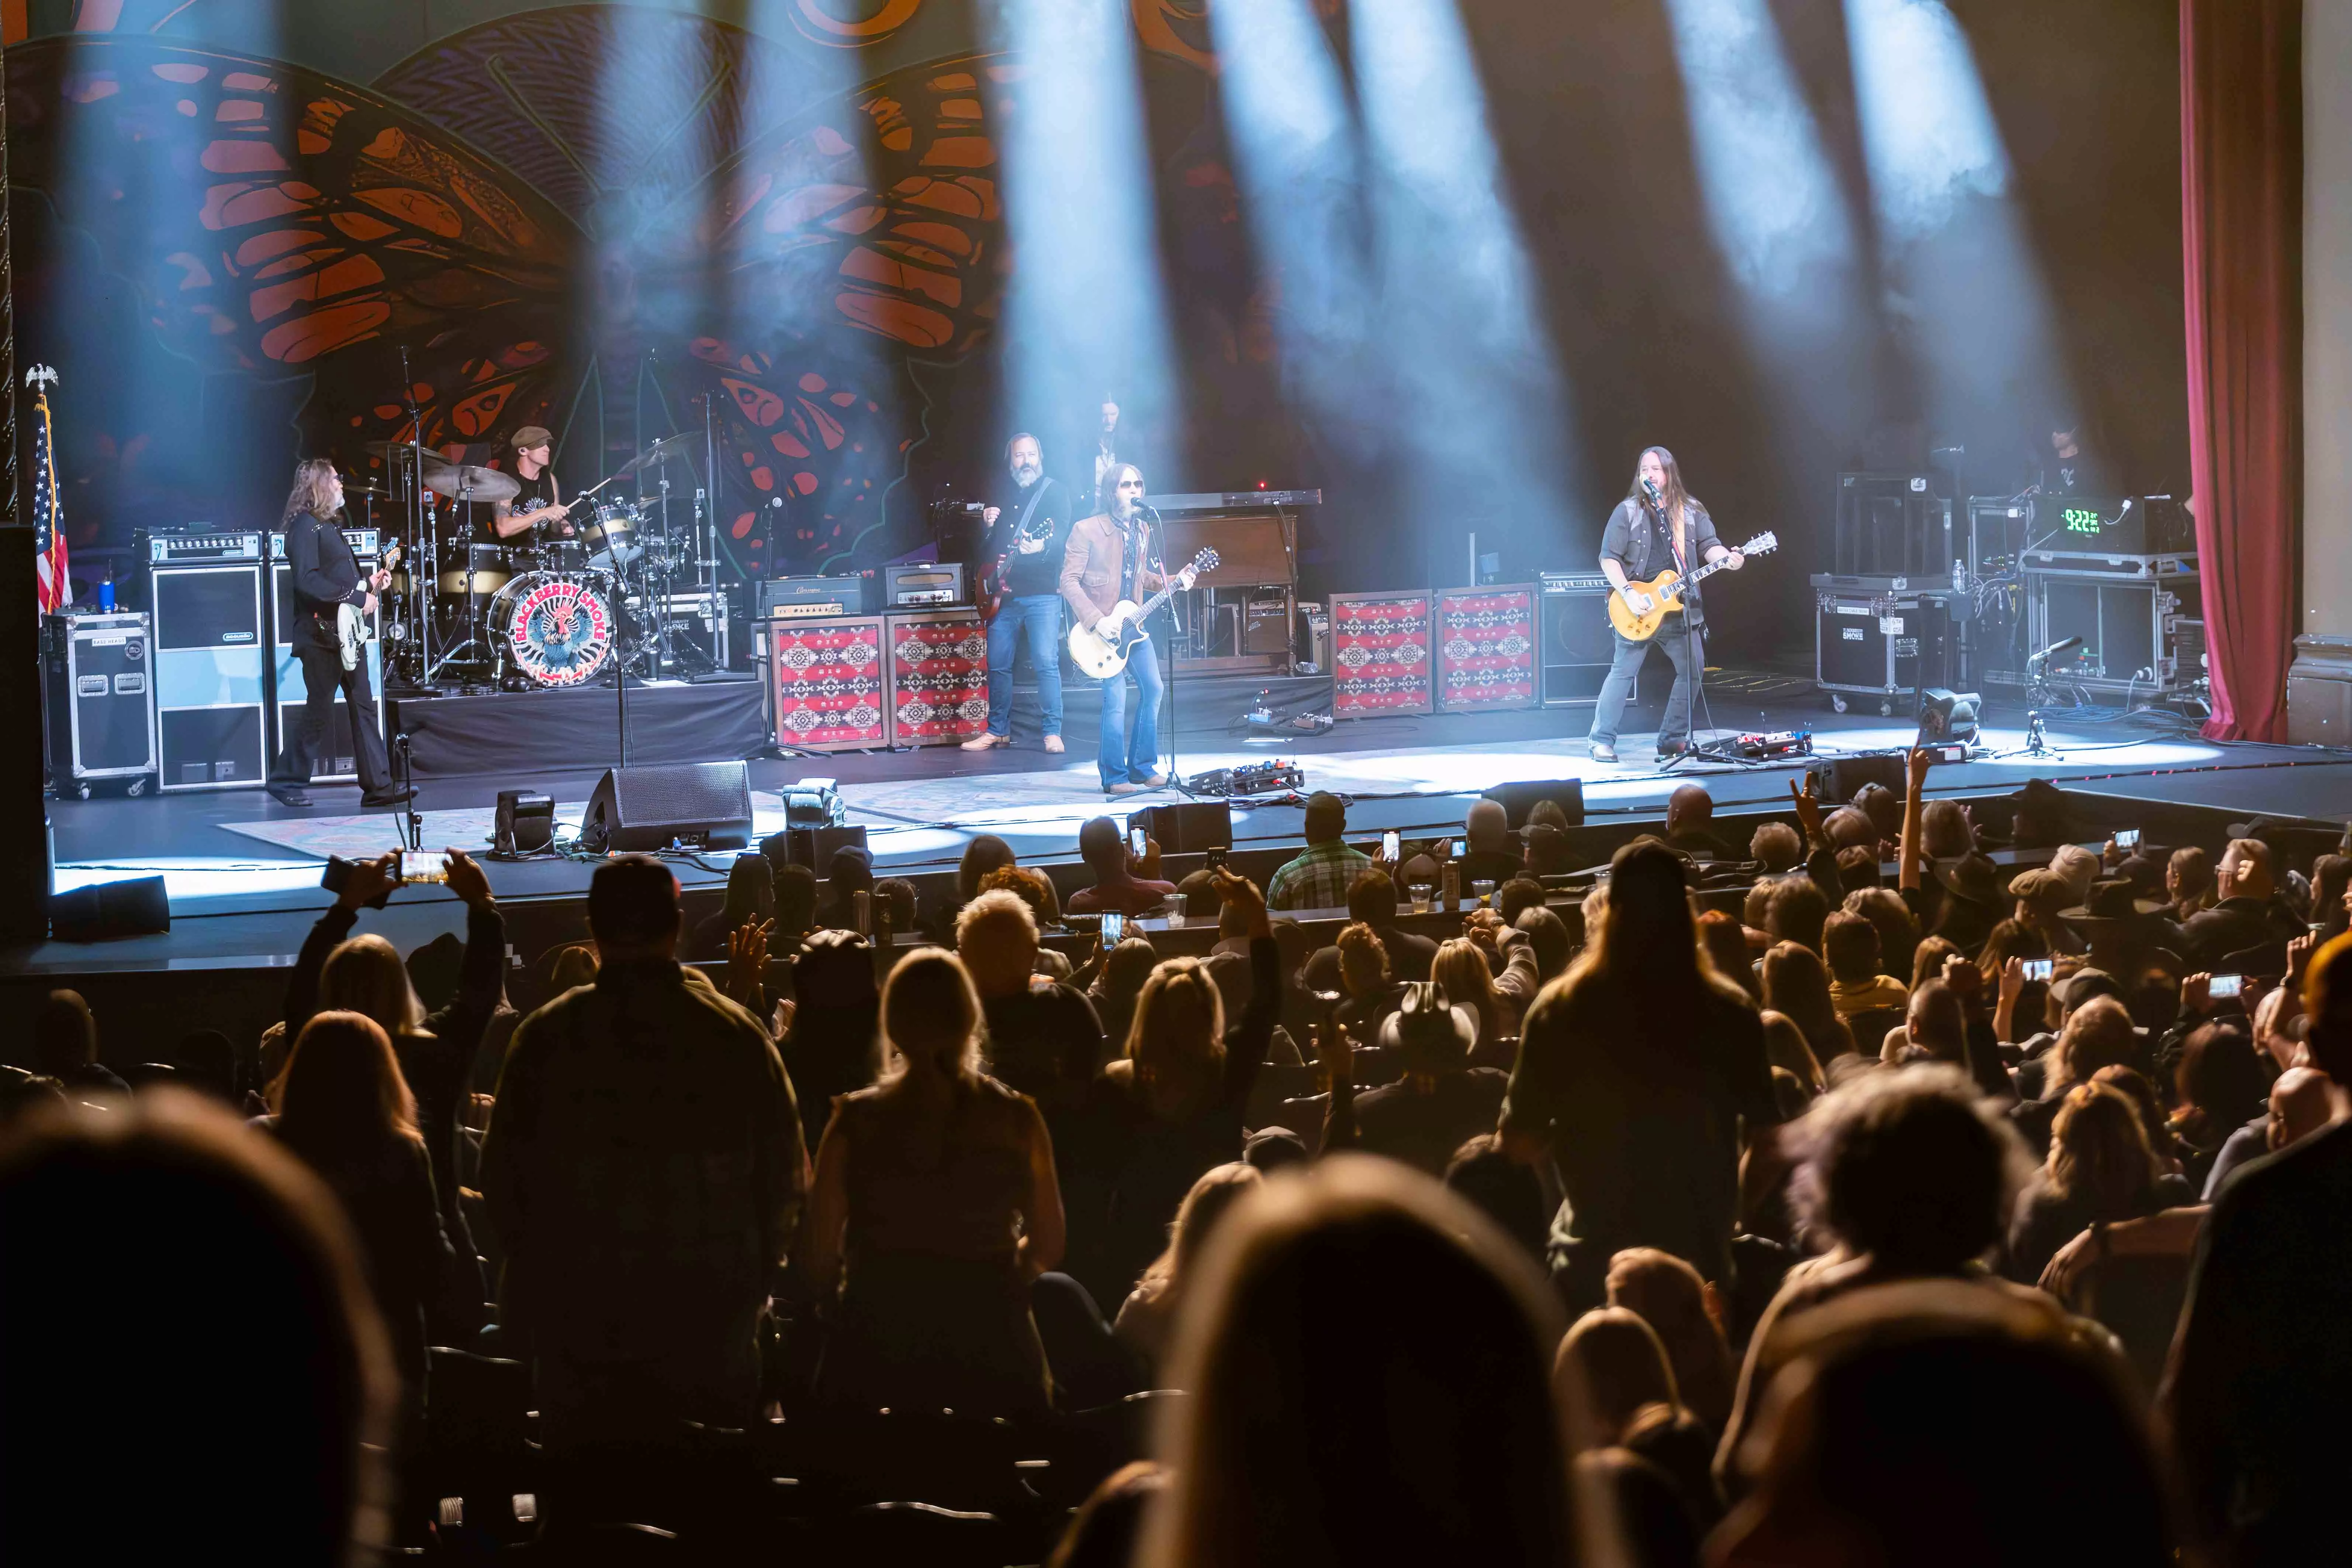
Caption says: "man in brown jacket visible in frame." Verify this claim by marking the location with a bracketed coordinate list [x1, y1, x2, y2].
[481, 855, 807, 1458]
[1060, 463, 1196, 795]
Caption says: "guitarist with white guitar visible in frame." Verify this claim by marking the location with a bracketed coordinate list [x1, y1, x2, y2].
[267, 459, 409, 810]
[1059, 464, 1200, 796]
[1588, 446, 1746, 766]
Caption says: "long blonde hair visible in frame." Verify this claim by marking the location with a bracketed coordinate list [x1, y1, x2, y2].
[1432, 938, 1504, 1047]
[273, 1011, 422, 1175]
[281, 458, 343, 527]
[879, 948, 983, 1080]
[1125, 957, 1226, 1115]
[319, 934, 428, 1037]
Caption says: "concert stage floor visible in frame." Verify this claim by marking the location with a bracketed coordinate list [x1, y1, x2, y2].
[32, 686, 2351, 937]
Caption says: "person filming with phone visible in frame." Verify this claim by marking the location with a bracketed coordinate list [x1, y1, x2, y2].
[1066, 815, 1177, 917]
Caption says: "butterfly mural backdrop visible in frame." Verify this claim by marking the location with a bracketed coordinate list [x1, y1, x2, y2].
[2, 0, 1289, 587]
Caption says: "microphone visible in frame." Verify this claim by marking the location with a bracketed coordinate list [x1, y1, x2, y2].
[1642, 478, 1663, 505]
[2028, 634, 2083, 667]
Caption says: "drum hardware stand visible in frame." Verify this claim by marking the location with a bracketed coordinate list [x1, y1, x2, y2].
[425, 473, 494, 691]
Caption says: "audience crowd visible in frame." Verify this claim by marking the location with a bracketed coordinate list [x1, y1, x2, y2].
[6, 752, 2349, 1567]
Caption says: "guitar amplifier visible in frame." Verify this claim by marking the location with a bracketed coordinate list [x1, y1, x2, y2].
[883, 561, 967, 608]
[44, 611, 156, 797]
[149, 553, 268, 792]
[759, 574, 868, 617]
[1540, 581, 1615, 705]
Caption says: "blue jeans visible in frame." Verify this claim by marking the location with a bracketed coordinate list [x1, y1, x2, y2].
[986, 593, 1063, 737]
[1587, 616, 1701, 751]
[1097, 634, 1164, 788]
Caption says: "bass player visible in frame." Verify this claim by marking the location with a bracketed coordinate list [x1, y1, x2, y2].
[962, 432, 1074, 754]
[1587, 446, 1743, 765]
[1060, 463, 1197, 796]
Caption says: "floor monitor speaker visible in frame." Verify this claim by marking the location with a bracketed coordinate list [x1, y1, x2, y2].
[581, 762, 753, 853]
[1481, 779, 1586, 830]
[50, 875, 171, 942]
[1134, 801, 1233, 853]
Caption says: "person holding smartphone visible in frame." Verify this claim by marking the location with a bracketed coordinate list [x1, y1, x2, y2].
[1065, 814, 1177, 917]
[1265, 792, 1374, 913]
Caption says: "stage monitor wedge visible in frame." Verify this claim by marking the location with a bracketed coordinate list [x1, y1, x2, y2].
[1133, 802, 1232, 854]
[1482, 778, 1586, 830]
[51, 875, 171, 942]
[581, 762, 753, 853]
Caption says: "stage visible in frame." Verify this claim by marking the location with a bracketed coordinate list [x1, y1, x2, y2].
[33, 680, 2350, 926]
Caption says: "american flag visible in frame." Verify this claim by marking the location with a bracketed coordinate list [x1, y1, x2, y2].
[28, 366, 68, 613]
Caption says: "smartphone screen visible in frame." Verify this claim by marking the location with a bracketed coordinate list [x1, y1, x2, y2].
[1204, 847, 1228, 872]
[2116, 827, 2142, 849]
[1130, 826, 1147, 857]
[2209, 973, 2244, 1000]
[2021, 958, 2054, 982]
[1382, 830, 1400, 860]
[1101, 911, 1125, 942]
[398, 849, 449, 885]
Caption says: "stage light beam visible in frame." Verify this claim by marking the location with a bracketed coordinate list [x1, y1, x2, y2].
[993, 0, 1181, 484]
[1841, 0, 2013, 244]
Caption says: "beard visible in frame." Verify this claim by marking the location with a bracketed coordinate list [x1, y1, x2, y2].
[1012, 463, 1041, 488]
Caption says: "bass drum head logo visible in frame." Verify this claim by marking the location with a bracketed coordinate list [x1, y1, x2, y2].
[505, 576, 613, 685]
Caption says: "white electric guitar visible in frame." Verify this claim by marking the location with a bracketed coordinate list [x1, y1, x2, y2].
[338, 541, 399, 671]
[1067, 547, 1219, 679]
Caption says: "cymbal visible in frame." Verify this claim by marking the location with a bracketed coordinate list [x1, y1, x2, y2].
[422, 463, 519, 502]
[362, 439, 441, 461]
[620, 430, 699, 474]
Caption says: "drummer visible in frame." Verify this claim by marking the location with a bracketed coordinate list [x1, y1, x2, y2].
[491, 425, 575, 541]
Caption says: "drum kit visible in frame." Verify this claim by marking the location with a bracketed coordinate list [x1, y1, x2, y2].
[371, 431, 719, 692]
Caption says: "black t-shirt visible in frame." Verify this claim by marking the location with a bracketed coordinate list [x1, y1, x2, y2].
[1353, 1069, 1510, 1178]
[1500, 971, 1779, 1287]
[495, 471, 557, 541]
[982, 984, 1106, 1101]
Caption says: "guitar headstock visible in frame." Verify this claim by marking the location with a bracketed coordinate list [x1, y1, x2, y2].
[1738, 532, 1779, 555]
[1194, 548, 1221, 574]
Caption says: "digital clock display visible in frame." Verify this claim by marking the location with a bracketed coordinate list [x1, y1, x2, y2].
[2063, 506, 2104, 535]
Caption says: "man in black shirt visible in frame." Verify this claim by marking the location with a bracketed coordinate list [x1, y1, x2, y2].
[964, 434, 1074, 753]
[1588, 446, 1743, 764]
[268, 460, 405, 809]
[491, 426, 575, 541]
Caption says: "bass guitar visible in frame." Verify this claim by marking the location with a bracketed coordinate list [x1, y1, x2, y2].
[1605, 532, 1777, 643]
[1066, 548, 1219, 679]
[338, 541, 400, 672]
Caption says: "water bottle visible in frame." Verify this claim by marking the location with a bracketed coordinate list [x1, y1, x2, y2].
[98, 562, 115, 612]
[1951, 558, 1965, 596]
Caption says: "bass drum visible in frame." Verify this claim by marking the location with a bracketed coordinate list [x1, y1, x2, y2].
[489, 572, 616, 686]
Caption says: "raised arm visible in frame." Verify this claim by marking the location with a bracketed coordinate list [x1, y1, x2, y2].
[1898, 747, 1930, 892]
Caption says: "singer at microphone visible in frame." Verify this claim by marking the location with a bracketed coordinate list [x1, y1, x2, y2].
[1588, 445, 1741, 766]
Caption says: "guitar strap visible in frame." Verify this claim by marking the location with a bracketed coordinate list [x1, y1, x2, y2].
[1012, 476, 1050, 542]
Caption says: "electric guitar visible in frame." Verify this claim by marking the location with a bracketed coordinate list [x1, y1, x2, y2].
[1605, 532, 1778, 642]
[1067, 548, 1219, 679]
[338, 541, 399, 671]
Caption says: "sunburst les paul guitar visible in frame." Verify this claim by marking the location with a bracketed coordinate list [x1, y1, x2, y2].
[1067, 548, 1219, 679]
[1605, 532, 1778, 642]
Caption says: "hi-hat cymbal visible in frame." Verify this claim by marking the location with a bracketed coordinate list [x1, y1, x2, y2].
[422, 463, 519, 502]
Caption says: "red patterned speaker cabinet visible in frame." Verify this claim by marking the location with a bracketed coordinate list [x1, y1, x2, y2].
[885, 609, 991, 746]
[764, 616, 887, 752]
[1435, 584, 1539, 713]
[1329, 591, 1434, 718]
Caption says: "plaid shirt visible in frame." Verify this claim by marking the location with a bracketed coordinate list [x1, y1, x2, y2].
[1266, 840, 1374, 913]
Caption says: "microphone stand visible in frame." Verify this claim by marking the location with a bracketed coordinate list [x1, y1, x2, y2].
[1143, 502, 1199, 800]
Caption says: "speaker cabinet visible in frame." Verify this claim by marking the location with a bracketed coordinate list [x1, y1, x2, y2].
[1541, 589, 1616, 705]
[495, 790, 555, 855]
[581, 762, 753, 852]
[152, 560, 268, 791]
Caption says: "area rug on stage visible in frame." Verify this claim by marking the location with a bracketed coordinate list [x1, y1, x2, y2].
[218, 793, 798, 860]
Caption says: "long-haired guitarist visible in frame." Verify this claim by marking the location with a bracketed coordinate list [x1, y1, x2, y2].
[1587, 446, 1744, 765]
[1059, 463, 1198, 796]
[962, 432, 1074, 755]
[267, 459, 408, 809]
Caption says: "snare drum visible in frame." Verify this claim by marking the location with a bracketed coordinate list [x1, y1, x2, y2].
[437, 542, 515, 597]
[581, 500, 642, 570]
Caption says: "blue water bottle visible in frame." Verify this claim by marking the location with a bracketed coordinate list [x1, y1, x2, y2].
[98, 562, 115, 612]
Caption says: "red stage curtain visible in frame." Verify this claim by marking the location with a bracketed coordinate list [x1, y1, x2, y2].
[2179, 0, 2301, 742]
